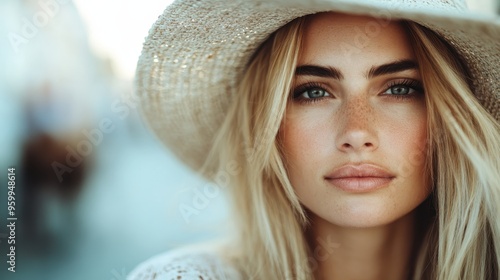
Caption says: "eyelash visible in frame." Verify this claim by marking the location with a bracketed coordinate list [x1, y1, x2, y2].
[291, 79, 425, 104]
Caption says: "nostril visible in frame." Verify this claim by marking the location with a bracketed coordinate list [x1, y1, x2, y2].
[340, 142, 374, 150]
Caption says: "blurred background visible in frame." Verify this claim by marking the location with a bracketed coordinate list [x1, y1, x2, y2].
[0, 0, 498, 279]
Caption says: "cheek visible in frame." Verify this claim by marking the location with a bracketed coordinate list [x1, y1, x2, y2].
[385, 111, 428, 184]
[280, 108, 339, 202]
[280, 116, 313, 184]
[390, 121, 426, 152]
[280, 110, 333, 169]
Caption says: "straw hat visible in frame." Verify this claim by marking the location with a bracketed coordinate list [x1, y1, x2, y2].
[136, 0, 499, 172]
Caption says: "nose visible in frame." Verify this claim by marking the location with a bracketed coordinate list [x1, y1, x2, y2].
[335, 98, 378, 153]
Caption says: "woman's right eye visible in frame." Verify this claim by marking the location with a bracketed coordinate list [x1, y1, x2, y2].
[293, 85, 331, 101]
[300, 88, 329, 99]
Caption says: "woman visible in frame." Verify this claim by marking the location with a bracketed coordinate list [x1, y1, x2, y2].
[128, 0, 500, 279]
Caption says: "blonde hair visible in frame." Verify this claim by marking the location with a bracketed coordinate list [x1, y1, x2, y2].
[204, 15, 500, 280]
[405, 23, 500, 279]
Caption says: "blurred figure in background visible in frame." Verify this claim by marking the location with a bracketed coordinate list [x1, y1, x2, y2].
[2, 0, 110, 261]
[19, 133, 89, 255]
[19, 83, 92, 256]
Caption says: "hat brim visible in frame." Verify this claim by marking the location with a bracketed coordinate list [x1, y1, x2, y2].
[136, 0, 500, 171]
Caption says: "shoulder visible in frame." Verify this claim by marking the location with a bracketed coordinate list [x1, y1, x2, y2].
[127, 244, 243, 280]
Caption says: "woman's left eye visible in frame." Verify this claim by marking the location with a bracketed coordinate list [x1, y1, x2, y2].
[384, 85, 415, 95]
[382, 80, 423, 99]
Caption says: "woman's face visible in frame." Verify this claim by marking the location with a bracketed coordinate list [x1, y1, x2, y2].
[280, 13, 431, 228]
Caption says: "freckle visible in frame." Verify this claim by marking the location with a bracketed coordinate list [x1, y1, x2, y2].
[347, 98, 373, 124]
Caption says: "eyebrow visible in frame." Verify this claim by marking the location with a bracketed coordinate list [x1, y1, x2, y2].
[295, 59, 419, 80]
[295, 65, 344, 80]
[367, 60, 419, 78]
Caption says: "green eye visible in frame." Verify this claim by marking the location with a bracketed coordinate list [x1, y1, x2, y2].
[387, 85, 414, 95]
[292, 84, 332, 105]
[301, 88, 328, 99]
[383, 79, 424, 97]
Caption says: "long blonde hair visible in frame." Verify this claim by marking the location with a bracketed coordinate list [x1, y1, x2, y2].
[204, 15, 500, 280]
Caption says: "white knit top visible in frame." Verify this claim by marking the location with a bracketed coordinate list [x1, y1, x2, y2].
[127, 245, 243, 280]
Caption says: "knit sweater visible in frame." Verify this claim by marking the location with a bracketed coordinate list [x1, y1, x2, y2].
[127, 245, 242, 280]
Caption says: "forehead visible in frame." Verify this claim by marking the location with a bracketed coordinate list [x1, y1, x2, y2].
[299, 12, 415, 66]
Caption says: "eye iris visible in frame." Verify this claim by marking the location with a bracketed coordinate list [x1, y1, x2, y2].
[307, 89, 325, 98]
[391, 86, 409, 95]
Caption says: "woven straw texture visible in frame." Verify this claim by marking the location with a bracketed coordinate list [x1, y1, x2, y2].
[136, 0, 500, 172]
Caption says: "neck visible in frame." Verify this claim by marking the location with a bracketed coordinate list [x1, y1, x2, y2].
[308, 210, 422, 280]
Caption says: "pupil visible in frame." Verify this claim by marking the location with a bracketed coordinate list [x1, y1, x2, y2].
[392, 86, 409, 95]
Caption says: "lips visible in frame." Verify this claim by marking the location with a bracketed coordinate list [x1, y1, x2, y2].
[325, 164, 396, 193]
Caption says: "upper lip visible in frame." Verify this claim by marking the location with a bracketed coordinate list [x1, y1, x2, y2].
[325, 163, 396, 179]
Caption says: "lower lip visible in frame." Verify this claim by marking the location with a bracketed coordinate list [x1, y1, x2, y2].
[326, 177, 394, 193]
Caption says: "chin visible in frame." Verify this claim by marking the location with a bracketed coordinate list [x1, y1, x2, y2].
[325, 214, 405, 229]
[314, 198, 419, 229]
